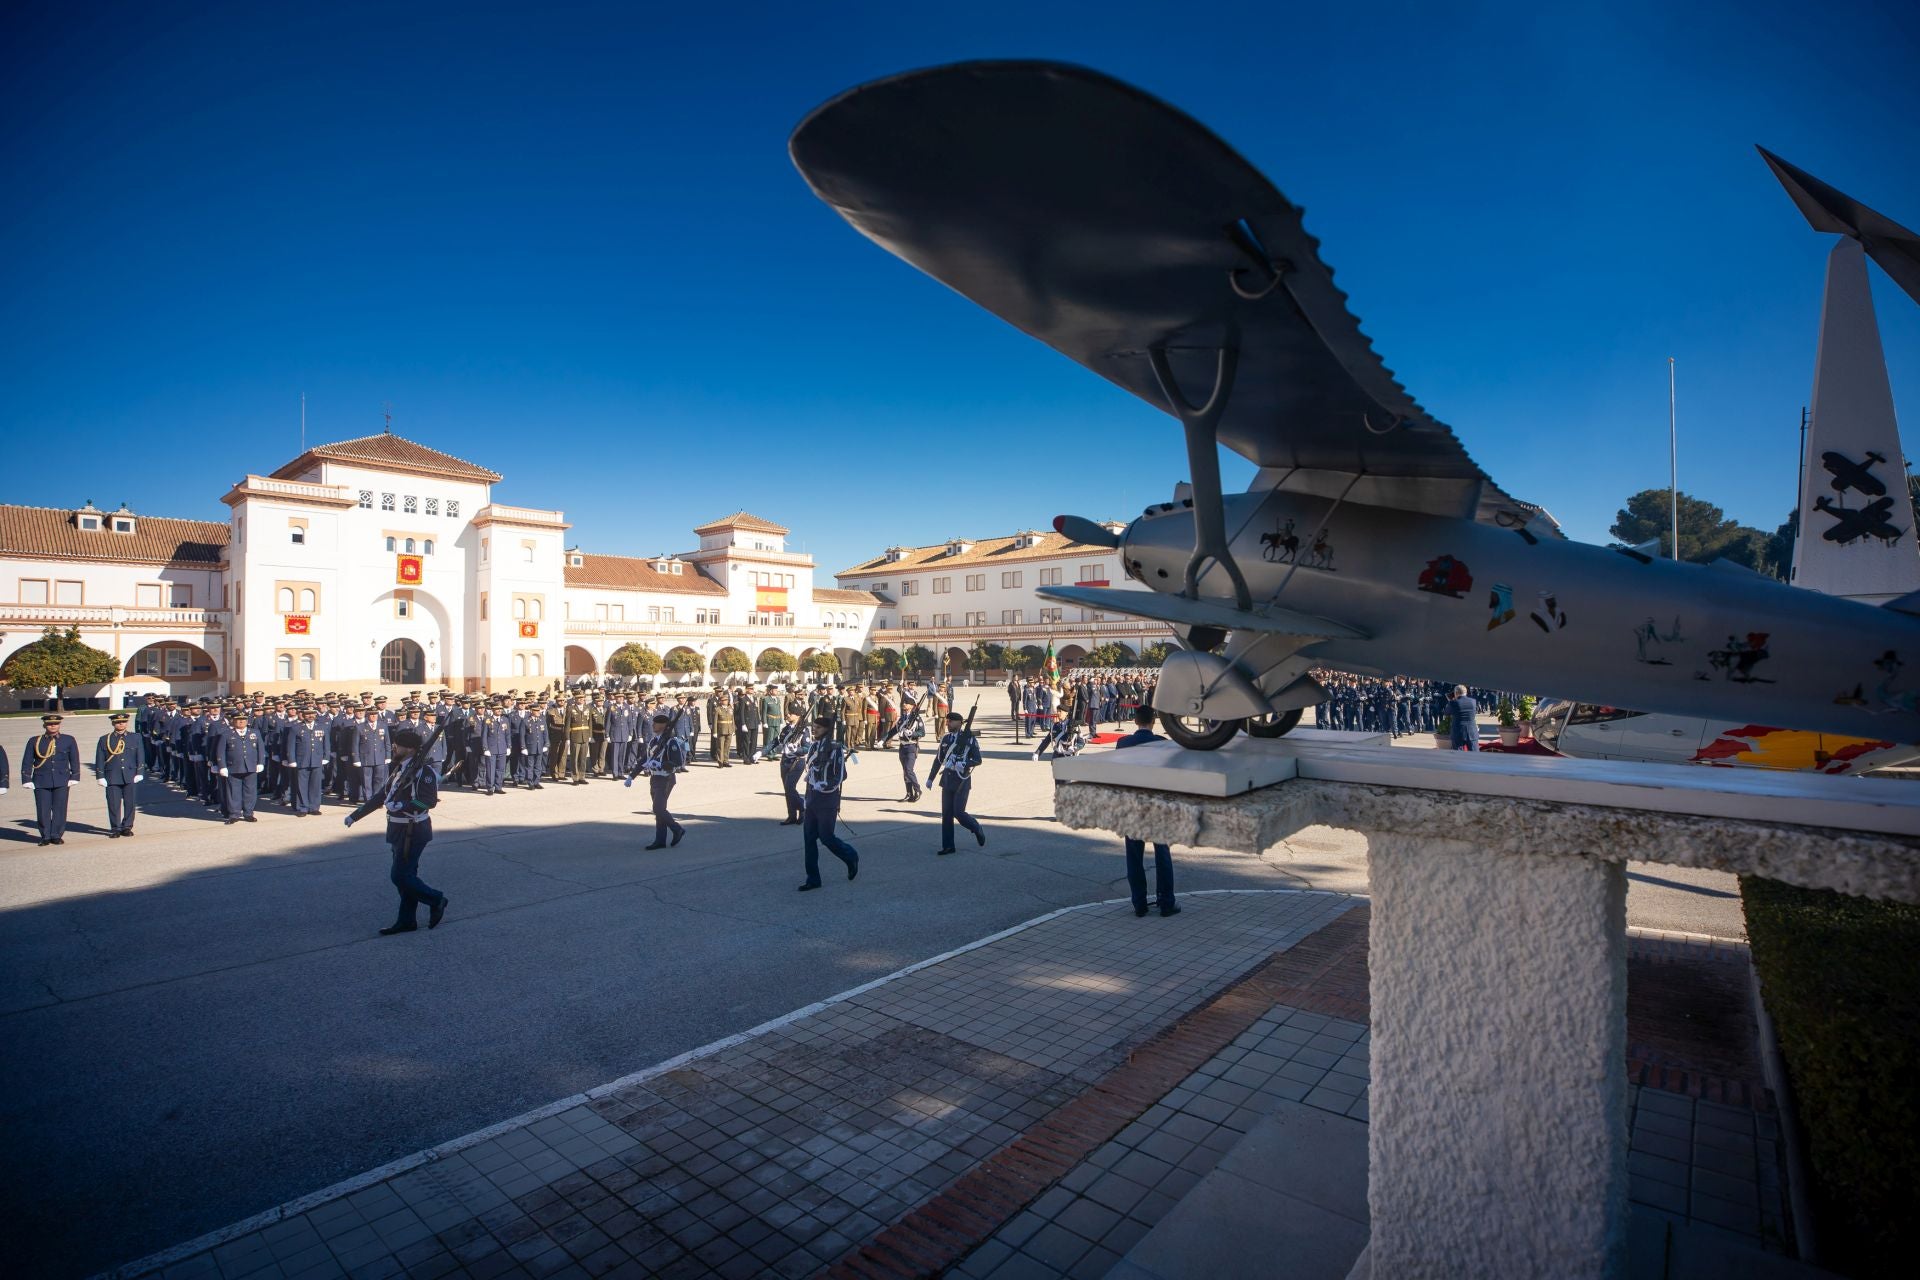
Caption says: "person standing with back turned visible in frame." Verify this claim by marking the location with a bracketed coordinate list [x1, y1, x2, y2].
[1448, 684, 1481, 752]
[1114, 707, 1179, 916]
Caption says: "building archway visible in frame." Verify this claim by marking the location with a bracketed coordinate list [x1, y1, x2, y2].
[754, 646, 798, 678]
[943, 646, 971, 677]
[663, 645, 703, 683]
[1058, 643, 1089, 670]
[833, 647, 863, 679]
[710, 646, 750, 684]
[564, 645, 597, 678]
[122, 641, 221, 682]
[380, 638, 426, 685]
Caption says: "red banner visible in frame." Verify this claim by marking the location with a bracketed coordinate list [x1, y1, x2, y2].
[518, 621, 539, 639]
[284, 614, 311, 635]
[1075, 579, 1110, 587]
[396, 554, 423, 585]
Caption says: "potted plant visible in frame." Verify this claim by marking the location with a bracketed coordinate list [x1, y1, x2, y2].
[1497, 698, 1521, 747]
[1432, 712, 1452, 745]
[1517, 694, 1538, 735]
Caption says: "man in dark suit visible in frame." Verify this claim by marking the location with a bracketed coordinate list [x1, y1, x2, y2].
[1115, 707, 1180, 917]
[94, 711, 145, 837]
[23, 713, 83, 845]
[1448, 684, 1481, 752]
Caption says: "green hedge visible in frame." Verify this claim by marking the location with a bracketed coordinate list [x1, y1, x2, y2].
[1741, 876, 1920, 1277]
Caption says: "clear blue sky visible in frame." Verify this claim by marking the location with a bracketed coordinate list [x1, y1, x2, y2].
[4, 0, 1916, 576]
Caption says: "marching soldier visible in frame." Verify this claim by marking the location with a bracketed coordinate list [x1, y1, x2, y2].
[94, 711, 145, 837]
[930, 711, 985, 856]
[344, 726, 448, 936]
[881, 698, 925, 802]
[23, 713, 82, 844]
[772, 710, 809, 823]
[797, 714, 859, 891]
[627, 713, 687, 848]
[217, 708, 266, 824]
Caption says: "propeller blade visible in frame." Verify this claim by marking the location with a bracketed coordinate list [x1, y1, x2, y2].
[1054, 514, 1121, 548]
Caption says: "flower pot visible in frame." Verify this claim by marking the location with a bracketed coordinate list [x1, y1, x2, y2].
[1499, 726, 1521, 747]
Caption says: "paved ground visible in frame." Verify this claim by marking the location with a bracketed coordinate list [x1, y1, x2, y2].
[0, 712, 1745, 1277]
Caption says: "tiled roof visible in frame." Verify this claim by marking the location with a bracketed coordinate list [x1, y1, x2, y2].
[692, 511, 789, 535]
[812, 588, 884, 606]
[836, 529, 1117, 577]
[272, 432, 502, 484]
[0, 504, 228, 566]
[564, 553, 728, 595]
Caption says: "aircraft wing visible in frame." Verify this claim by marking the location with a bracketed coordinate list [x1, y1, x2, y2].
[791, 60, 1552, 530]
[1035, 585, 1366, 639]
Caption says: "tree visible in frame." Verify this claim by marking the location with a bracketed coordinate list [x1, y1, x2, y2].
[968, 641, 999, 673]
[804, 651, 841, 675]
[607, 643, 662, 677]
[1002, 649, 1029, 672]
[1610, 488, 1778, 574]
[756, 649, 797, 674]
[903, 644, 936, 674]
[710, 649, 750, 675]
[1139, 642, 1174, 667]
[1086, 642, 1133, 668]
[664, 649, 704, 675]
[863, 648, 899, 676]
[0, 627, 119, 709]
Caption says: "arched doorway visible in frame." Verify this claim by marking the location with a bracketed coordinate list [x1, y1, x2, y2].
[943, 646, 970, 678]
[710, 646, 750, 683]
[380, 638, 425, 685]
[1058, 643, 1089, 670]
[564, 645, 597, 679]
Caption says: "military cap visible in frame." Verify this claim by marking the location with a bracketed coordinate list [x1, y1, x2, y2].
[390, 727, 423, 749]
[41, 712, 64, 724]
[109, 711, 131, 722]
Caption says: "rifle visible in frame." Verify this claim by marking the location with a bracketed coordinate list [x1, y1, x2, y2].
[345, 708, 462, 827]
[926, 700, 978, 787]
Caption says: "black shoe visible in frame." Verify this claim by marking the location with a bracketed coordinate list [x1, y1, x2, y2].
[644, 841, 667, 850]
[224, 818, 237, 825]
[779, 818, 801, 826]
[429, 896, 448, 929]
[670, 827, 685, 847]
[378, 923, 418, 936]
[108, 831, 121, 839]
[119, 829, 134, 837]
[975, 829, 986, 847]
[1160, 904, 1182, 917]
[936, 848, 955, 856]
[53, 838, 64, 845]
[797, 882, 822, 892]
[847, 857, 859, 881]
[244, 815, 258, 823]
[37, 839, 50, 847]
[1134, 905, 1149, 918]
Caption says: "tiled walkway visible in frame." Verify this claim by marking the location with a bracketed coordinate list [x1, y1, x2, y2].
[118, 891, 1358, 1280]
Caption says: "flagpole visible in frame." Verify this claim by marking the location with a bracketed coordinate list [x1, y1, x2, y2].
[1668, 357, 1679, 561]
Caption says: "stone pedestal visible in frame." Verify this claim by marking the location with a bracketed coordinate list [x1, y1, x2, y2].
[1367, 834, 1627, 1279]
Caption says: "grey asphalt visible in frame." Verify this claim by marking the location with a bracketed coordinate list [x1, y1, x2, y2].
[0, 710, 1744, 1278]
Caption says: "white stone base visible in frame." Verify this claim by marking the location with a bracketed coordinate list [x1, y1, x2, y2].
[1050, 730, 1389, 798]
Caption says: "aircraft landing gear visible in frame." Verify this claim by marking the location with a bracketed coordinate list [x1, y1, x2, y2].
[1245, 708, 1303, 738]
[1159, 713, 1243, 751]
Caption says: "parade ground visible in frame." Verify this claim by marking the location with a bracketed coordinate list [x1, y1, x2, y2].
[0, 712, 1751, 1278]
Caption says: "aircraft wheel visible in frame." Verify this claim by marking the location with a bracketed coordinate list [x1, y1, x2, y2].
[1245, 708, 1303, 739]
[1158, 712, 1242, 751]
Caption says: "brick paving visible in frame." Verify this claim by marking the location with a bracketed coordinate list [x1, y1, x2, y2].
[118, 890, 1357, 1280]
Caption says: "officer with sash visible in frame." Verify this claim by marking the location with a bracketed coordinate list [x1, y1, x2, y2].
[23, 713, 82, 845]
[797, 714, 859, 891]
[94, 711, 145, 837]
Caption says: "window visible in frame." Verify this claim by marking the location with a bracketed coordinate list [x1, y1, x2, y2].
[513, 597, 527, 620]
[403, 495, 417, 514]
[480, 593, 489, 621]
[965, 611, 986, 626]
[965, 574, 984, 591]
[425, 497, 439, 516]
[513, 653, 526, 678]
[278, 587, 295, 612]
[933, 613, 952, 627]
[423, 539, 434, 555]
[529, 652, 542, 676]
[404, 538, 416, 554]
[648, 605, 660, 622]
[113, 518, 133, 534]
[447, 500, 459, 519]
[55, 580, 82, 605]
[523, 541, 536, 564]
[358, 490, 373, 509]
[79, 515, 101, 531]
[385, 536, 396, 552]
[901, 580, 919, 596]
[529, 598, 543, 621]
[170, 585, 191, 607]
[299, 588, 316, 611]
[662, 607, 674, 622]
[236, 518, 244, 545]
[1078, 563, 1104, 582]
[877, 615, 891, 629]
[933, 577, 951, 594]
[1002, 609, 1024, 624]
[135, 649, 161, 676]
[1039, 608, 1063, 623]
[595, 603, 609, 621]
[300, 654, 315, 679]
[481, 537, 489, 561]
[290, 526, 305, 545]
[277, 654, 293, 681]
[136, 583, 162, 607]
[901, 615, 920, 628]
[1002, 571, 1023, 588]
[873, 582, 889, 593]
[165, 648, 190, 677]
[381, 492, 395, 511]
[19, 578, 48, 604]
[1039, 567, 1063, 586]
[394, 591, 413, 619]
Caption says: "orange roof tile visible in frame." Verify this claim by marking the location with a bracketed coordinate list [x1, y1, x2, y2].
[811, 587, 884, 605]
[0, 504, 228, 566]
[835, 529, 1118, 578]
[564, 553, 728, 595]
[692, 511, 789, 535]
[272, 432, 502, 484]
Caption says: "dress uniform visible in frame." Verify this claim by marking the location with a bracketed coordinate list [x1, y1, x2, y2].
[545, 698, 568, 781]
[478, 709, 509, 794]
[711, 693, 734, 767]
[761, 689, 785, 755]
[606, 698, 633, 779]
[735, 689, 759, 763]
[883, 705, 925, 801]
[589, 695, 609, 777]
[930, 713, 985, 855]
[565, 696, 593, 783]
[798, 717, 859, 891]
[629, 715, 687, 847]
[94, 713, 145, 837]
[344, 727, 447, 936]
[772, 714, 809, 823]
[21, 714, 80, 844]
[287, 709, 328, 815]
[218, 712, 266, 823]
[354, 710, 390, 799]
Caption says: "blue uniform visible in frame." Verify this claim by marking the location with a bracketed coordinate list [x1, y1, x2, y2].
[381, 762, 444, 930]
[800, 736, 858, 887]
[1115, 728, 1176, 915]
[93, 728, 145, 834]
[630, 731, 687, 845]
[285, 719, 329, 814]
[354, 720, 390, 797]
[931, 730, 984, 853]
[23, 731, 82, 842]
[886, 711, 925, 801]
[218, 725, 266, 819]
[477, 715, 509, 792]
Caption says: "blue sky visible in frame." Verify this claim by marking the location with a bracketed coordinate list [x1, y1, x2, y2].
[3, 0, 1916, 576]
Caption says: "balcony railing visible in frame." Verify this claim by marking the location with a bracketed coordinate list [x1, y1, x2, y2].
[227, 475, 356, 503]
[562, 619, 840, 640]
[476, 503, 568, 527]
[0, 604, 225, 628]
[870, 619, 1173, 645]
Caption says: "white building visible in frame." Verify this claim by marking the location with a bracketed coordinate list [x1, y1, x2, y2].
[0, 432, 882, 708]
[835, 524, 1172, 676]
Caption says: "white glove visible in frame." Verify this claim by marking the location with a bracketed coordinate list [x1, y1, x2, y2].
[134, 774, 144, 782]
[99, 779, 107, 787]
[220, 767, 230, 777]
[66, 779, 77, 787]
[256, 764, 265, 773]
[24, 781, 33, 790]
[484, 751, 492, 756]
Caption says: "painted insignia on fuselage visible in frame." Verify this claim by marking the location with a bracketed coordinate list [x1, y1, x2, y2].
[1417, 555, 1472, 597]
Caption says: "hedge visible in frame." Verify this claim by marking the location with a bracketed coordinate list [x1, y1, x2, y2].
[1740, 876, 1920, 1277]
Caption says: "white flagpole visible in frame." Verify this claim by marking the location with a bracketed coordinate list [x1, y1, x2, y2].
[1667, 357, 1679, 559]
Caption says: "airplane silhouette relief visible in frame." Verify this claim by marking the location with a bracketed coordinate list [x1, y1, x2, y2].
[791, 62, 1920, 750]
[1822, 450, 1889, 497]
